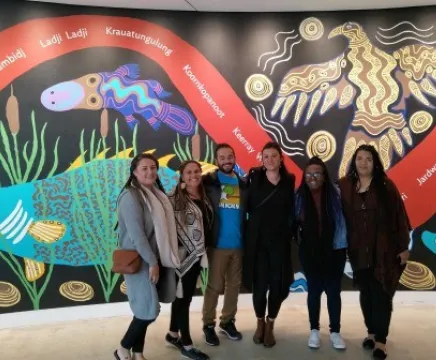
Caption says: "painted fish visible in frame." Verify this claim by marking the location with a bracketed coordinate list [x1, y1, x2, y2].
[0, 153, 180, 276]
[0, 152, 217, 280]
[40, 64, 196, 135]
[422, 230, 436, 255]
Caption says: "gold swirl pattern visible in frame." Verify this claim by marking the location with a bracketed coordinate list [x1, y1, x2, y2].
[306, 90, 322, 121]
[421, 78, 436, 97]
[353, 111, 406, 136]
[59, 281, 94, 302]
[409, 111, 433, 134]
[339, 84, 355, 107]
[0, 281, 21, 308]
[320, 88, 338, 115]
[402, 128, 413, 146]
[347, 36, 400, 117]
[339, 136, 357, 177]
[400, 261, 436, 291]
[294, 93, 308, 125]
[394, 45, 436, 81]
[24, 258, 45, 282]
[408, 80, 430, 106]
[335, 23, 369, 47]
[28, 220, 66, 244]
[278, 55, 345, 96]
[306, 131, 336, 162]
[244, 74, 274, 102]
[120, 281, 127, 295]
[299, 17, 324, 41]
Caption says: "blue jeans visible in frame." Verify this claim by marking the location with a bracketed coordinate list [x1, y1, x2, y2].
[301, 248, 346, 333]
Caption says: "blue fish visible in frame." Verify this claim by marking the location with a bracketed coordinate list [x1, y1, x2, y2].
[0, 155, 180, 278]
[40, 64, 196, 135]
[290, 271, 308, 293]
[422, 230, 436, 255]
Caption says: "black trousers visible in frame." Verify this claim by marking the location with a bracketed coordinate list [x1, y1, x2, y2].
[304, 249, 346, 333]
[121, 317, 155, 353]
[358, 271, 393, 344]
[252, 245, 285, 319]
[170, 261, 201, 346]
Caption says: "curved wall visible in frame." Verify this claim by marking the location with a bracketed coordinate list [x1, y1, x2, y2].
[0, 0, 435, 317]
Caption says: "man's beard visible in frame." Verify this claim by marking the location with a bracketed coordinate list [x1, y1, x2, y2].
[218, 163, 234, 174]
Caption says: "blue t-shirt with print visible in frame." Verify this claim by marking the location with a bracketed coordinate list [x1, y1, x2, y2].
[216, 171, 242, 249]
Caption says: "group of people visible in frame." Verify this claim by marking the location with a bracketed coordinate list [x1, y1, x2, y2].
[113, 141, 411, 360]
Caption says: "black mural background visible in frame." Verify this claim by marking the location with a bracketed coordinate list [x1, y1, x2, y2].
[0, 0, 435, 313]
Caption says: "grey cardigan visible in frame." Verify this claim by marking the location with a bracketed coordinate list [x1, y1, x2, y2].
[117, 188, 176, 320]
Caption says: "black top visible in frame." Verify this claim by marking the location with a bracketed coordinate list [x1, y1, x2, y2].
[247, 170, 294, 249]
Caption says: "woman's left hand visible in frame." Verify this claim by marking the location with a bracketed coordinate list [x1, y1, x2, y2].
[397, 250, 410, 265]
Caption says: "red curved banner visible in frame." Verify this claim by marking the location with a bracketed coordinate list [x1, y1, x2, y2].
[0, 15, 434, 228]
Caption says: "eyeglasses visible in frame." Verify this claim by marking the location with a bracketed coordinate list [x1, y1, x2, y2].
[305, 172, 323, 180]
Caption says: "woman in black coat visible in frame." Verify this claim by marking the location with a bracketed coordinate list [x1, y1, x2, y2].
[242, 141, 296, 348]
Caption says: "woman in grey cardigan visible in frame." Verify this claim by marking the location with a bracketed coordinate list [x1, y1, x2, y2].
[114, 154, 180, 360]
[165, 160, 214, 360]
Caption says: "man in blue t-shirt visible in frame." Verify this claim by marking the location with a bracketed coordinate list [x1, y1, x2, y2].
[201, 143, 248, 347]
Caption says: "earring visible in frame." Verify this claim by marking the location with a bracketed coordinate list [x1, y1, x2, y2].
[180, 182, 186, 190]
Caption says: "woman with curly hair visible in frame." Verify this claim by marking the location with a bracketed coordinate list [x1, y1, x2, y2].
[338, 145, 411, 360]
[295, 156, 348, 350]
[165, 160, 214, 360]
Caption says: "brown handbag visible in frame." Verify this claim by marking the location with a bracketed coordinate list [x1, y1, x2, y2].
[112, 249, 142, 274]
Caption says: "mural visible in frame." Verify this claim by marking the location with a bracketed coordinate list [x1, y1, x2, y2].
[0, 1, 435, 313]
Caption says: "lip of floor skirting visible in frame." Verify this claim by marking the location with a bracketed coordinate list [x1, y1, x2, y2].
[0, 291, 435, 330]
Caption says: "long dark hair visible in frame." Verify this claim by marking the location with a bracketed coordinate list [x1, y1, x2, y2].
[346, 144, 387, 188]
[123, 153, 165, 193]
[346, 144, 392, 229]
[262, 141, 289, 178]
[172, 160, 213, 226]
[296, 156, 342, 226]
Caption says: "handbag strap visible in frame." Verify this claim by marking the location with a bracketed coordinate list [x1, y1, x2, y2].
[255, 185, 279, 209]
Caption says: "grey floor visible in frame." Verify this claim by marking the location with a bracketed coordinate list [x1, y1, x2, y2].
[1, 302, 434, 360]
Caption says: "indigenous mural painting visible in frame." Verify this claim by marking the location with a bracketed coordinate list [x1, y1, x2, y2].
[0, 1, 435, 313]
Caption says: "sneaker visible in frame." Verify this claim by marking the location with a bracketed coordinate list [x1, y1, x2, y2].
[219, 319, 243, 341]
[203, 324, 220, 346]
[308, 329, 321, 349]
[362, 336, 375, 350]
[330, 332, 346, 350]
[181, 347, 210, 360]
[165, 333, 182, 350]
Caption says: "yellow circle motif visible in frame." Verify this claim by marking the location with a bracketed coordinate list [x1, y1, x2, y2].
[299, 17, 324, 41]
[0, 281, 21, 308]
[400, 261, 436, 290]
[306, 131, 336, 162]
[59, 281, 94, 302]
[244, 74, 274, 102]
[410, 111, 433, 134]
[120, 281, 127, 295]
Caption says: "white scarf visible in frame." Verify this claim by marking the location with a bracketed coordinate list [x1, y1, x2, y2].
[139, 186, 180, 269]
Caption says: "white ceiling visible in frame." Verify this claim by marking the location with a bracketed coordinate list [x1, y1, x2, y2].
[26, 0, 436, 12]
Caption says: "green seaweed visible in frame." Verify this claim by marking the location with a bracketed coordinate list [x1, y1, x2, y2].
[200, 268, 209, 295]
[0, 111, 60, 186]
[0, 236, 55, 310]
[173, 131, 216, 164]
[66, 120, 138, 302]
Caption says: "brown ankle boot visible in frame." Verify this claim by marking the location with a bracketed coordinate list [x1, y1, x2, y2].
[253, 317, 265, 344]
[263, 318, 276, 348]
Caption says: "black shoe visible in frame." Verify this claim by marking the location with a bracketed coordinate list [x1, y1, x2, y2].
[203, 324, 220, 346]
[165, 333, 182, 350]
[362, 337, 375, 350]
[373, 348, 387, 359]
[219, 319, 243, 341]
[181, 347, 210, 360]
